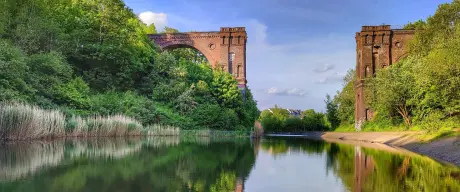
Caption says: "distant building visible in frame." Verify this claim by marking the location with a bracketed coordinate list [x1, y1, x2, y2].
[267, 108, 302, 117]
[287, 109, 302, 117]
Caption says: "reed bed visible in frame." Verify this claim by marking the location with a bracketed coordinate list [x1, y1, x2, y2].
[143, 124, 180, 136]
[0, 103, 249, 141]
[66, 115, 143, 137]
[181, 129, 212, 137]
[0, 102, 66, 140]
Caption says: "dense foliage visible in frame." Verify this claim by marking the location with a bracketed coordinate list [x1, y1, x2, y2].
[0, 0, 259, 131]
[259, 106, 330, 133]
[331, 0, 460, 132]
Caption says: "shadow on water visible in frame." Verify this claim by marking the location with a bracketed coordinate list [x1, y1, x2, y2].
[0, 136, 459, 192]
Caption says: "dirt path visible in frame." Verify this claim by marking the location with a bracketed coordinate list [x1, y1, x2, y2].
[304, 131, 460, 166]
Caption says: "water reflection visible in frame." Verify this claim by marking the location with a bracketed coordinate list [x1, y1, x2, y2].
[256, 137, 460, 192]
[0, 137, 458, 192]
[0, 137, 255, 192]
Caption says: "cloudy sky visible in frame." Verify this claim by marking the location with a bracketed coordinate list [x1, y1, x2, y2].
[125, 0, 448, 112]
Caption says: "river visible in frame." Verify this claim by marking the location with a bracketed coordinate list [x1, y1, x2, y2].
[0, 136, 458, 192]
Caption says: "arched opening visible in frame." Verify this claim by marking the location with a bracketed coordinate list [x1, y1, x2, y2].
[162, 44, 210, 65]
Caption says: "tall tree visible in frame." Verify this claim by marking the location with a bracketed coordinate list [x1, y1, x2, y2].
[325, 94, 339, 129]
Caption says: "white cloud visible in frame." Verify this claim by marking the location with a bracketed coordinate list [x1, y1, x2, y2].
[267, 87, 308, 97]
[138, 11, 168, 30]
[243, 19, 354, 110]
[313, 63, 334, 73]
[315, 72, 346, 84]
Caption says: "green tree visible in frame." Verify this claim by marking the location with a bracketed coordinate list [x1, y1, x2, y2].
[144, 23, 157, 34]
[163, 26, 179, 33]
[55, 77, 90, 109]
[334, 69, 356, 125]
[0, 40, 33, 101]
[210, 69, 243, 109]
[325, 94, 339, 129]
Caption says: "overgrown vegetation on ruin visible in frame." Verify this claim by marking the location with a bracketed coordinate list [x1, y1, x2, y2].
[0, 0, 259, 140]
[331, 0, 460, 133]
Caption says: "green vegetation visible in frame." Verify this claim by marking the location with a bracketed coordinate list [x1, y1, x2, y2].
[331, 1, 460, 133]
[259, 105, 330, 133]
[0, 0, 259, 140]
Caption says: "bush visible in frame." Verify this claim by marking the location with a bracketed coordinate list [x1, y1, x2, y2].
[89, 91, 156, 125]
[421, 111, 444, 133]
[261, 115, 283, 133]
[55, 77, 90, 109]
[284, 117, 303, 132]
[189, 104, 239, 130]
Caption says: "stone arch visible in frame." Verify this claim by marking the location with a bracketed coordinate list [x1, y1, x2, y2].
[148, 27, 248, 85]
[162, 43, 214, 65]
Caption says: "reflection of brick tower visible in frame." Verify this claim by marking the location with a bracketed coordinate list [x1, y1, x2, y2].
[354, 146, 375, 192]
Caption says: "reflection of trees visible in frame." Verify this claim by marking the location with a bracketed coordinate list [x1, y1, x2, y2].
[0, 137, 256, 192]
[260, 137, 460, 192]
[260, 137, 326, 157]
[325, 143, 460, 192]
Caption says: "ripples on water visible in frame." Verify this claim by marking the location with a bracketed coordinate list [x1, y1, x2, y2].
[0, 136, 458, 192]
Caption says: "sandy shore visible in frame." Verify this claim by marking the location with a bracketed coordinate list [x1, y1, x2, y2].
[298, 131, 460, 166]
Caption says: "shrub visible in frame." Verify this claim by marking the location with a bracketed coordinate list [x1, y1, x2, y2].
[189, 104, 239, 130]
[55, 77, 90, 109]
[284, 117, 303, 132]
[261, 115, 283, 133]
[89, 91, 156, 125]
[421, 111, 444, 133]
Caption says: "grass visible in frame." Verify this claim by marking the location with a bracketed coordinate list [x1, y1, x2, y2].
[0, 102, 66, 140]
[181, 130, 250, 137]
[417, 128, 460, 143]
[333, 124, 356, 132]
[143, 124, 180, 136]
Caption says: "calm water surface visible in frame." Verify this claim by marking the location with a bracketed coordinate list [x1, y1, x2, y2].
[0, 136, 459, 192]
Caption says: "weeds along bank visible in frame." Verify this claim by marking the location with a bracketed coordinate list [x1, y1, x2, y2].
[0, 103, 252, 140]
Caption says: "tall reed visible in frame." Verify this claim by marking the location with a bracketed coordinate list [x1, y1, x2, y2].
[143, 124, 180, 136]
[66, 115, 143, 137]
[0, 102, 65, 140]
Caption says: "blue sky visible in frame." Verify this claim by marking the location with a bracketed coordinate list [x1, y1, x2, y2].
[125, 0, 449, 112]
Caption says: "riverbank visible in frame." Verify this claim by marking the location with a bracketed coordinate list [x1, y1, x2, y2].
[296, 131, 460, 166]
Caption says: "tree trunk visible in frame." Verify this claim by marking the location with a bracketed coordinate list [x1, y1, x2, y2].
[396, 104, 411, 126]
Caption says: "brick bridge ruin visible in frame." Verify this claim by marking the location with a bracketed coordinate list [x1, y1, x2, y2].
[149, 27, 247, 87]
[355, 25, 415, 123]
